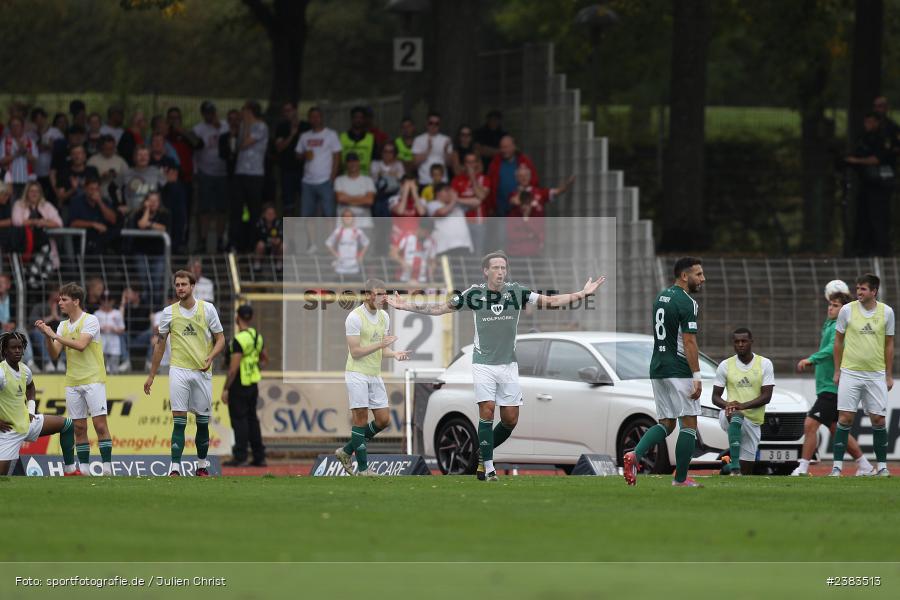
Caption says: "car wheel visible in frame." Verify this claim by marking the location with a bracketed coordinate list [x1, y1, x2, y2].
[435, 416, 478, 475]
[618, 416, 673, 475]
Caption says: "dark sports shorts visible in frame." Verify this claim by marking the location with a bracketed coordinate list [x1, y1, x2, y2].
[808, 391, 838, 427]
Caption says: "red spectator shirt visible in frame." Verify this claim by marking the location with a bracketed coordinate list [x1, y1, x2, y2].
[451, 173, 492, 224]
[390, 193, 421, 243]
[506, 186, 553, 257]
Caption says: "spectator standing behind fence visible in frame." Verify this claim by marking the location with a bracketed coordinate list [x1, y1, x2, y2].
[488, 135, 538, 219]
[334, 152, 375, 231]
[50, 125, 86, 194]
[0, 273, 11, 325]
[395, 118, 417, 176]
[87, 136, 128, 204]
[55, 145, 99, 213]
[84, 278, 105, 315]
[296, 107, 341, 253]
[364, 106, 389, 151]
[389, 174, 426, 242]
[369, 141, 405, 255]
[96, 291, 124, 374]
[193, 101, 229, 253]
[12, 182, 62, 287]
[327, 210, 369, 277]
[166, 106, 201, 195]
[0, 183, 13, 251]
[449, 125, 476, 178]
[85, 113, 103, 158]
[119, 285, 151, 372]
[32, 108, 62, 202]
[451, 151, 490, 256]
[126, 191, 170, 310]
[68, 178, 118, 254]
[846, 112, 895, 257]
[254, 203, 283, 271]
[190, 258, 215, 304]
[412, 112, 452, 186]
[117, 110, 146, 167]
[474, 110, 507, 172]
[28, 288, 62, 372]
[231, 101, 268, 253]
[160, 157, 187, 252]
[116, 146, 165, 217]
[340, 107, 376, 176]
[426, 184, 474, 257]
[274, 101, 309, 218]
[149, 133, 178, 169]
[100, 105, 125, 144]
[0, 117, 38, 198]
[506, 170, 575, 258]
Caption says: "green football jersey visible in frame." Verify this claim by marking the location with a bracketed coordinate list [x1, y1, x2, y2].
[649, 285, 699, 379]
[451, 282, 536, 365]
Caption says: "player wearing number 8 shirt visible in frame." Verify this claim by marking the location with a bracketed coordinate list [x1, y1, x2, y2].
[624, 257, 705, 487]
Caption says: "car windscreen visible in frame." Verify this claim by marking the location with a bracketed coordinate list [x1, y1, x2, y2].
[592, 341, 718, 380]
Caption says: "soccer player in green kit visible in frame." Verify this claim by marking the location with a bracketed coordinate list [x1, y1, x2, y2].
[388, 250, 605, 481]
[624, 257, 705, 487]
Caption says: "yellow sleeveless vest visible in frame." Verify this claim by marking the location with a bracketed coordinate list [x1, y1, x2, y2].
[170, 300, 212, 370]
[345, 305, 387, 376]
[842, 301, 886, 372]
[235, 327, 263, 386]
[0, 361, 28, 434]
[725, 354, 766, 425]
[61, 314, 107, 386]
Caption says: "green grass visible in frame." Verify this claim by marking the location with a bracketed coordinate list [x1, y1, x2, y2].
[1, 475, 898, 599]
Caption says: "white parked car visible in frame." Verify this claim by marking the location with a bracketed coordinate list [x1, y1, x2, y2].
[423, 332, 808, 475]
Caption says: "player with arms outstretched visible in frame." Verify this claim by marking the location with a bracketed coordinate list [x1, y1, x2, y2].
[144, 270, 226, 476]
[388, 250, 604, 481]
[0, 332, 80, 476]
[625, 257, 705, 487]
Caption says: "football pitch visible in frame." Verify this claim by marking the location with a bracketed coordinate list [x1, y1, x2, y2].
[2, 475, 898, 599]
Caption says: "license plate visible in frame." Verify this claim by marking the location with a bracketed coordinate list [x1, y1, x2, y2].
[761, 449, 798, 462]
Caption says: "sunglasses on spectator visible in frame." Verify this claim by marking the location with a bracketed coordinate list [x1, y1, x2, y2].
[428, 120, 440, 126]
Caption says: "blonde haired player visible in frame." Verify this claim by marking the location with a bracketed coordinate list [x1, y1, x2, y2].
[335, 279, 409, 476]
[144, 270, 225, 476]
[35, 282, 112, 475]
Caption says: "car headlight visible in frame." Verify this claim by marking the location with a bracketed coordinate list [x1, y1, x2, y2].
[700, 406, 720, 419]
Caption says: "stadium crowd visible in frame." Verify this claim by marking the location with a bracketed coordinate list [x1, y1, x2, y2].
[0, 98, 575, 372]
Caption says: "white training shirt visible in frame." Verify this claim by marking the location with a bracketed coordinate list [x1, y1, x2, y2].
[835, 302, 895, 379]
[411, 132, 452, 185]
[56, 312, 100, 341]
[714, 355, 775, 389]
[157, 301, 224, 340]
[345, 307, 390, 336]
[0, 361, 33, 391]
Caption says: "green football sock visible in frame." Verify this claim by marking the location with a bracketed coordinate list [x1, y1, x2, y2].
[634, 423, 669, 461]
[832, 422, 851, 464]
[492, 422, 515, 449]
[365, 420, 384, 441]
[171, 416, 187, 463]
[478, 419, 494, 463]
[195, 415, 210, 460]
[350, 426, 368, 471]
[674, 428, 696, 483]
[59, 418, 75, 467]
[728, 415, 744, 471]
[98, 438, 112, 463]
[872, 426, 888, 463]
[75, 443, 90, 467]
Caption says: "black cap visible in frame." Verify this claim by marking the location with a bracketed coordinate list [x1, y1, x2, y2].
[237, 304, 253, 320]
[160, 156, 179, 170]
[200, 100, 216, 114]
[345, 152, 360, 162]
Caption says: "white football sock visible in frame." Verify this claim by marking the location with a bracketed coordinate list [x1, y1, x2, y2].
[484, 460, 495, 473]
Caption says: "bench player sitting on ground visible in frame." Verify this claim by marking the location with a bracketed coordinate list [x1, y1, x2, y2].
[35, 282, 112, 475]
[625, 257, 705, 487]
[0, 332, 80, 476]
[831, 273, 893, 477]
[793, 291, 873, 476]
[388, 250, 604, 481]
[335, 279, 409, 476]
[144, 270, 226, 476]
[711, 328, 774, 476]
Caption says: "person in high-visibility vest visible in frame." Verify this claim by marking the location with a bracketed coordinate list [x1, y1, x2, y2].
[711, 328, 775, 476]
[0, 332, 80, 476]
[335, 278, 409, 476]
[832, 273, 894, 477]
[144, 269, 226, 477]
[35, 282, 112, 475]
[222, 304, 267, 467]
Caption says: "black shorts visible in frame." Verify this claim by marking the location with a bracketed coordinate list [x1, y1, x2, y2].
[808, 391, 838, 427]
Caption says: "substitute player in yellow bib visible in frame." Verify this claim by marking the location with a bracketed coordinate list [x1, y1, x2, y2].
[35, 282, 112, 475]
[144, 270, 226, 476]
[831, 273, 893, 477]
[0, 333, 80, 476]
[711, 328, 774, 476]
[335, 278, 409, 476]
